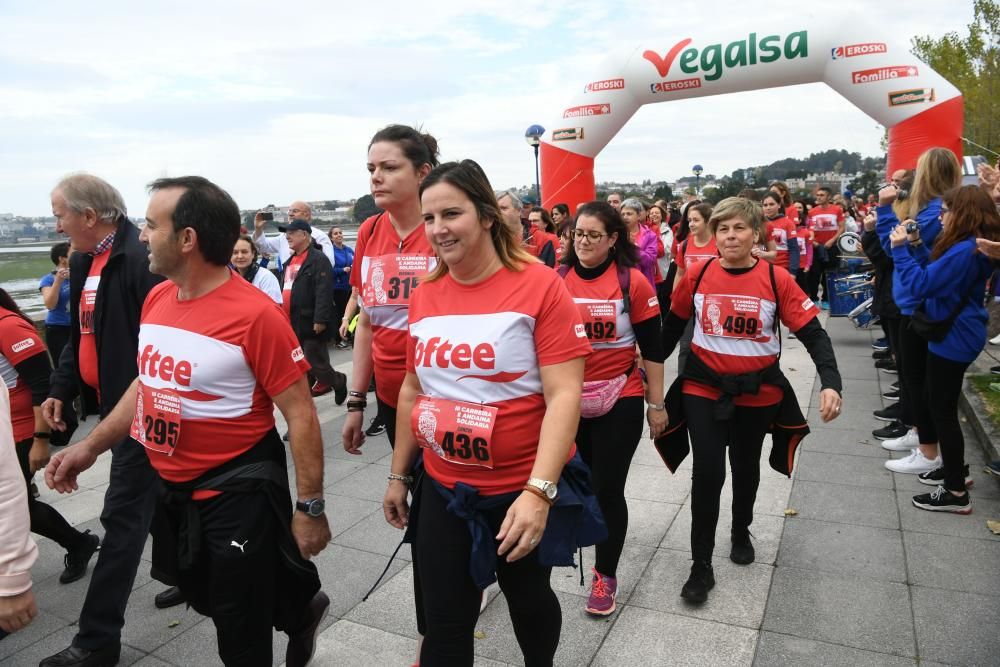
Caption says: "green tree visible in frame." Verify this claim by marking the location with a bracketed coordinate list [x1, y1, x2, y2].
[352, 194, 382, 223]
[848, 170, 881, 196]
[653, 184, 674, 201]
[912, 0, 999, 157]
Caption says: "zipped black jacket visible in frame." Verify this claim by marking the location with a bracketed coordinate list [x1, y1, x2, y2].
[278, 245, 334, 341]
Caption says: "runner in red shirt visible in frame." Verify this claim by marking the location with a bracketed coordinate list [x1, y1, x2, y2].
[343, 125, 440, 453]
[383, 160, 597, 666]
[46, 176, 330, 667]
[806, 186, 846, 306]
[561, 201, 665, 617]
[660, 197, 842, 605]
[0, 293, 99, 586]
[527, 207, 560, 265]
[672, 202, 718, 374]
[760, 191, 800, 272]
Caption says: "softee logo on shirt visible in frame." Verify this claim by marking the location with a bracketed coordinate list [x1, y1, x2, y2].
[139, 345, 193, 386]
[643, 30, 808, 82]
[413, 337, 495, 370]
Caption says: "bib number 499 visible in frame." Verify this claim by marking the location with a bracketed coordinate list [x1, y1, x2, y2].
[722, 315, 759, 336]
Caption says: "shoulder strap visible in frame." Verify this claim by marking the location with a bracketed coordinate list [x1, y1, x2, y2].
[556, 264, 570, 278]
[690, 256, 715, 296]
[616, 263, 631, 314]
[768, 262, 780, 334]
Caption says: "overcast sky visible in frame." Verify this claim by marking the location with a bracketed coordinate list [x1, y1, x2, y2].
[0, 0, 974, 216]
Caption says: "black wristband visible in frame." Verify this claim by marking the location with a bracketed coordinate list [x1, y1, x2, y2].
[348, 390, 367, 399]
[34, 432, 51, 439]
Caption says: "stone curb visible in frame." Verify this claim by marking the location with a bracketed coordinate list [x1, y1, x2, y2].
[959, 377, 999, 463]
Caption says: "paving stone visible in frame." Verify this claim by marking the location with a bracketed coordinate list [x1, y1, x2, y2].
[325, 493, 381, 539]
[753, 631, 917, 666]
[549, 541, 655, 604]
[776, 518, 905, 582]
[0, 610, 68, 661]
[896, 489, 1000, 541]
[629, 549, 772, 629]
[903, 531, 1000, 597]
[311, 620, 417, 666]
[324, 463, 392, 503]
[660, 507, 785, 565]
[46, 488, 108, 526]
[622, 497, 681, 548]
[793, 450, 895, 489]
[315, 544, 409, 621]
[593, 605, 758, 666]
[799, 428, 890, 459]
[132, 656, 176, 667]
[333, 508, 412, 560]
[120, 580, 211, 653]
[343, 562, 421, 639]
[624, 463, 691, 504]
[912, 586, 1000, 666]
[787, 480, 899, 530]
[762, 568, 914, 657]
[8, 626, 147, 666]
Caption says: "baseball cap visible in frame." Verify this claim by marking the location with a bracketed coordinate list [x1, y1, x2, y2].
[278, 220, 312, 234]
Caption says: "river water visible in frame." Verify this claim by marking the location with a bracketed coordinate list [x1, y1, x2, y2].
[0, 229, 361, 318]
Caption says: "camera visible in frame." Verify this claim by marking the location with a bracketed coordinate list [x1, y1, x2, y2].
[905, 221, 919, 235]
[259, 211, 274, 222]
[877, 183, 909, 202]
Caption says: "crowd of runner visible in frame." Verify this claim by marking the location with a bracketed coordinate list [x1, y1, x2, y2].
[0, 128, 997, 666]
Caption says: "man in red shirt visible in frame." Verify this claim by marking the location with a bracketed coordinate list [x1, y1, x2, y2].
[46, 176, 331, 667]
[806, 186, 845, 307]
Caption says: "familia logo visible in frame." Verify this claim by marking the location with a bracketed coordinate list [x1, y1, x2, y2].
[888, 88, 935, 106]
[563, 104, 611, 118]
[832, 42, 887, 59]
[852, 65, 918, 84]
[584, 78, 625, 93]
[643, 30, 809, 84]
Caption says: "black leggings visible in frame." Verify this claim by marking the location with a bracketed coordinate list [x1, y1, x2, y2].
[899, 318, 936, 444]
[575, 396, 643, 578]
[882, 315, 912, 426]
[926, 353, 970, 492]
[416, 480, 560, 667]
[683, 395, 780, 562]
[15, 439, 88, 551]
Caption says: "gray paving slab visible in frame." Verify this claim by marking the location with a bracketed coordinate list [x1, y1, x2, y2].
[325, 493, 381, 539]
[761, 568, 915, 657]
[132, 656, 176, 667]
[315, 544, 409, 621]
[623, 463, 691, 504]
[311, 620, 418, 666]
[660, 505, 785, 565]
[911, 586, 1000, 666]
[629, 549, 773, 629]
[753, 631, 917, 666]
[5, 626, 147, 666]
[593, 605, 758, 667]
[621, 497, 681, 548]
[343, 563, 421, 640]
[324, 462, 392, 503]
[799, 428, 890, 459]
[793, 449, 896, 489]
[0, 609, 68, 661]
[776, 517, 906, 582]
[787, 479, 900, 530]
[332, 507, 414, 560]
[903, 531, 1000, 597]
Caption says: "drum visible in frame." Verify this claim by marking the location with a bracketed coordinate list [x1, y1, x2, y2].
[837, 231, 862, 255]
[848, 297, 875, 329]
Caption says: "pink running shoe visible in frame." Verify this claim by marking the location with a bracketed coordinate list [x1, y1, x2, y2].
[585, 568, 618, 616]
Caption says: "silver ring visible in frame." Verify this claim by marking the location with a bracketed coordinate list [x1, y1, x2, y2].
[529, 537, 537, 546]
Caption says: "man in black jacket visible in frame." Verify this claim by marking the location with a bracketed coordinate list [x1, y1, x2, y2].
[278, 220, 347, 403]
[40, 173, 165, 667]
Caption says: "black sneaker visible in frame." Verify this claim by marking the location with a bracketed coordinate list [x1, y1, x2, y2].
[286, 591, 330, 667]
[873, 403, 901, 422]
[890, 381, 900, 391]
[872, 349, 892, 360]
[872, 337, 889, 351]
[364, 415, 386, 437]
[873, 421, 908, 440]
[986, 461, 1000, 477]
[881, 389, 900, 401]
[874, 358, 897, 370]
[992, 366, 1000, 375]
[680, 560, 715, 604]
[918, 464, 973, 488]
[333, 372, 347, 406]
[39, 643, 121, 667]
[60, 531, 100, 584]
[912, 486, 972, 514]
[730, 533, 754, 565]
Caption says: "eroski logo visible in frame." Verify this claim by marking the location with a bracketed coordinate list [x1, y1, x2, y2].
[832, 42, 887, 59]
[643, 30, 808, 83]
[413, 337, 525, 383]
[139, 345, 193, 386]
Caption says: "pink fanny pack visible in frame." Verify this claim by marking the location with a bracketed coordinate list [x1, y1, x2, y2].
[580, 372, 630, 418]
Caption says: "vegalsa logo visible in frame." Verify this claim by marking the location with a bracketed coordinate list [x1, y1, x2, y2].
[413, 336, 525, 382]
[852, 65, 918, 84]
[563, 104, 611, 118]
[832, 42, 887, 59]
[643, 30, 808, 82]
[888, 88, 935, 106]
[584, 78, 624, 93]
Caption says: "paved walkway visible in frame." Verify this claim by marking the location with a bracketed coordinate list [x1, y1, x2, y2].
[2, 316, 998, 666]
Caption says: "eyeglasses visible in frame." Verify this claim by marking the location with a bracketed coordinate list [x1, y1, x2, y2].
[574, 230, 606, 242]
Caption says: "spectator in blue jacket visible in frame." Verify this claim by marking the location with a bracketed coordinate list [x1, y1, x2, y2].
[875, 148, 962, 472]
[328, 226, 355, 349]
[890, 184, 1000, 513]
[38, 242, 72, 365]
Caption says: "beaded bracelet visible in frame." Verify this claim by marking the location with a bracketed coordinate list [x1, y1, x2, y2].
[387, 473, 414, 485]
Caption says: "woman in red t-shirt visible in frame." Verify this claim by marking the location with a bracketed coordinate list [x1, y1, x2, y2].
[661, 198, 842, 604]
[0, 291, 98, 584]
[671, 202, 718, 373]
[383, 160, 594, 665]
[561, 201, 665, 617]
[759, 191, 800, 272]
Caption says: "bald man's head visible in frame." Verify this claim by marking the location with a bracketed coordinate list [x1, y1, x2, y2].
[288, 201, 312, 222]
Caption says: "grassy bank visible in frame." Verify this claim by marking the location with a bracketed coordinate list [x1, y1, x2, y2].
[969, 374, 1000, 431]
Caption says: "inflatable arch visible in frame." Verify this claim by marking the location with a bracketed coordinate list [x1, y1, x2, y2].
[539, 22, 963, 210]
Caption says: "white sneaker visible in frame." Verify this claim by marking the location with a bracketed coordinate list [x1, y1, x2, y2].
[881, 428, 919, 451]
[480, 581, 497, 614]
[990, 332, 1000, 345]
[885, 449, 941, 474]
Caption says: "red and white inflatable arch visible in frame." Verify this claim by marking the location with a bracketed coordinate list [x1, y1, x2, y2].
[540, 23, 963, 210]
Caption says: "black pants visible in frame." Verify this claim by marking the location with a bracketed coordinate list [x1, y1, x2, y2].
[15, 439, 88, 551]
[575, 396, 643, 578]
[75, 437, 159, 650]
[899, 317, 936, 444]
[44, 325, 70, 368]
[376, 396, 398, 446]
[332, 289, 351, 343]
[882, 315, 912, 426]
[300, 337, 346, 389]
[416, 480, 560, 666]
[926, 353, 970, 492]
[684, 395, 780, 562]
[795, 268, 809, 297]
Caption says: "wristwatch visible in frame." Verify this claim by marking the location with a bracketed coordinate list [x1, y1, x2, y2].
[526, 477, 558, 502]
[295, 498, 326, 517]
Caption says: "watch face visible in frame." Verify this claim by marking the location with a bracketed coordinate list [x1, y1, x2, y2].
[309, 499, 326, 516]
[543, 484, 557, 499]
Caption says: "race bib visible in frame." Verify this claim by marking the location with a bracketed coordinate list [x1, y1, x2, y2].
[411, 394, 498, 469]
[700, 294, 769, 341]
[130, 382, 181, 455]
[362, 254, 433, 307]
[577, 301, 618, 342]
[810, 214, 838, 232]
[685, 252, 716, 268]
[80, 290, 97, 335]
[284, 262, 301, 290]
